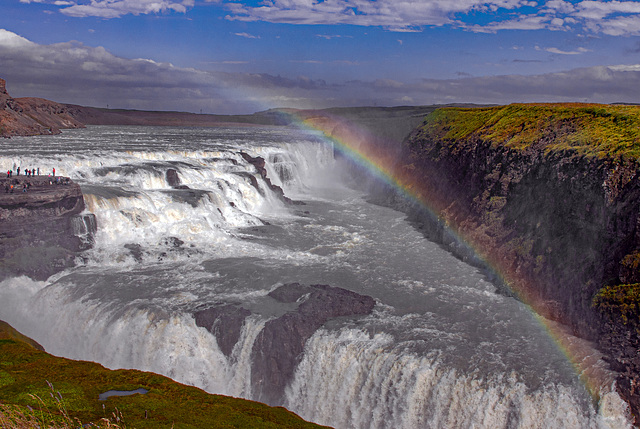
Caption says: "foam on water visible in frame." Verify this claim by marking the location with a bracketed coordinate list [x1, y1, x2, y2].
[0, 125, 633, 429]
[285, 328, 630, 429]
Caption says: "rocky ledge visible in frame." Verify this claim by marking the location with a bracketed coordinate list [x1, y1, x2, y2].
[0, 176, 95, 280]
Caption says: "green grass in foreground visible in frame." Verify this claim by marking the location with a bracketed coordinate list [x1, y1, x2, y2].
[0, 324, 328, 429]
[418, 103, 640, 159]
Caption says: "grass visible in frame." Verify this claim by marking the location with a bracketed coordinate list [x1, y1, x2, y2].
[0, 381, 125, 428]
[0, 323, 328, 429]
[417, 103, 640, 159]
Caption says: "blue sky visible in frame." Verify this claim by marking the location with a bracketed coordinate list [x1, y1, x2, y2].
[1, 0, 640, 113]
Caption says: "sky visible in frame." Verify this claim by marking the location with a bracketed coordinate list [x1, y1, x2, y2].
[1, 0, 640, 114]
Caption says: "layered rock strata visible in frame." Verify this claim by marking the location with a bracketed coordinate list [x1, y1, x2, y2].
[0, 176, 95, 280]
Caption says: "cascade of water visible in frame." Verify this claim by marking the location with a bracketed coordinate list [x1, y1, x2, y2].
[284, 329, 623, 429]
[0, 126, 632, 429]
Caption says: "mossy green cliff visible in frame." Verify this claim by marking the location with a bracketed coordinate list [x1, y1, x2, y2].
[387, 103, 640, 423]
[0, 321, 328, 429]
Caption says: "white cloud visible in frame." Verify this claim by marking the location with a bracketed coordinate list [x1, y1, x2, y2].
[575, 1, 640, 20]
[216, 0, 640, 36]
[544, 0, 575, 14]
[541, 46, 590, 55]
[57, 0, 195, 18]
[21, 0, 640, 36]
[0, 29, 35, 49]
[223, 0, 539, 31]
[316, 34, 352, 39]
[469, 14, 553, 32]
[2, 29, 640, 113]
[234, 32, 260, 39]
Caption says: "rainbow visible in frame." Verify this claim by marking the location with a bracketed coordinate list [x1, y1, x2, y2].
[281, 108, 617, 405]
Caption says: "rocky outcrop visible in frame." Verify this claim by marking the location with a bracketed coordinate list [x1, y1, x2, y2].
[166, 168, 191, 190]
[239, 152, 303, 205]
[251, 283, 376, 405]
[367, 104, 640, 424]
[192, 283, 375, 406]
[0, 78, 84, 137]
[0, 176, 95, 280]
[194, 304, 252, 357]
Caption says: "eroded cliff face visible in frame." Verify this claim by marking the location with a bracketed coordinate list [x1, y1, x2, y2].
[0, 78, 84, 137]
[378, 104, 640, 423]
[0, 177, 95, 281]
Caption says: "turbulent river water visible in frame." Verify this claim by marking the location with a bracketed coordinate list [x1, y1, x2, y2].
[0, 125, 633, 428]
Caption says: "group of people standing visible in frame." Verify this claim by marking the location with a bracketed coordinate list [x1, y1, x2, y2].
[6, 167, 54, 178]
[3, 165, 60, 194]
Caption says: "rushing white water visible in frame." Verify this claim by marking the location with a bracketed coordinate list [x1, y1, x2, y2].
[0, 125, 632, 429]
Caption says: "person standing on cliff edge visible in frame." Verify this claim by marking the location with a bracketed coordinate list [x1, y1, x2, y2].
[52, 168, 55, 177]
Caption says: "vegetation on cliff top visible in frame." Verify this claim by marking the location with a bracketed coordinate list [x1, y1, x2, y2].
[0, 323, 327, 429]
[418, 103, 640, 158]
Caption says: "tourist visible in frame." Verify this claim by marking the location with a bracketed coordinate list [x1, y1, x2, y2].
[53, 167, 55, 177]
[37, 167, 39, 176]
[16, 167, 20, 176]
[22, 183, 27, 193]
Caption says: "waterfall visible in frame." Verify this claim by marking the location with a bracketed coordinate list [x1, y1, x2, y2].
[0, 126, 632, 429]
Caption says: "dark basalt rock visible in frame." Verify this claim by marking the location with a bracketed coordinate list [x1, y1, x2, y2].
[251, 283, 376, 405]
[267, 282, 313, 303]
[239, 152, 304, 206]
[369, 115, 640, 424]
[194, 305, 252, 357]
[166, 168, 191, 189]
[0, 176, 93, 280]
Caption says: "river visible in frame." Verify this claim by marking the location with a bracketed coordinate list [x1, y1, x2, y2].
[0, 125, 632, 428]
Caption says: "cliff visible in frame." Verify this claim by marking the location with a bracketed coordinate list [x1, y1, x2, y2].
[376, 103, 640, 423]
[0, 176, 95, 281]
[0, 320, 327, 429]
[0, 78, 84, 137]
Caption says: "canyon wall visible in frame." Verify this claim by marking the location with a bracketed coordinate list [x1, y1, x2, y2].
[371, 104, 640, 423]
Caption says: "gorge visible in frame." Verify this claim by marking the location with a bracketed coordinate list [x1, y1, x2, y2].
[0, 83, 638, 427]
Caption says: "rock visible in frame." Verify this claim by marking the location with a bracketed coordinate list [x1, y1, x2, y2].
[166, 169, 189, 189]
[0, 78, 84, 138]
[0, 176, 92, 280]
[194, 305, 252, 357]
[251, 283, 375, 405]
[239, 152, 304, 205]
